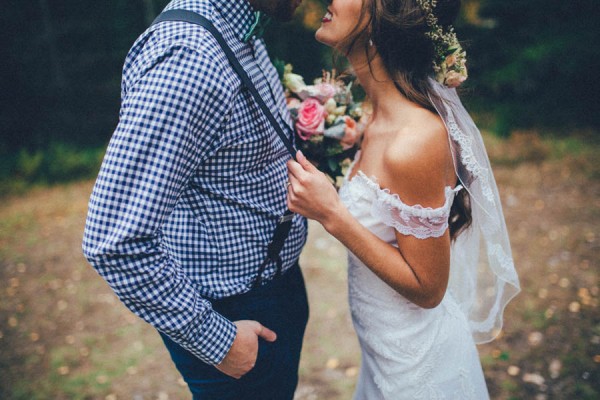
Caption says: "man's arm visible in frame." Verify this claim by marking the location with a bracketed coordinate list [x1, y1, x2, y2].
[83, 44, 236, 366]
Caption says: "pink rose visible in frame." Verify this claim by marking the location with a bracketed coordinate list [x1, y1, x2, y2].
[296, 98, 327, 140]
[445, 54, 457, 67]
[340, 116, 360, 149]
[445, 70, 468, 88]
[297, 83, 337, 102]
[314, 83, 337, 102]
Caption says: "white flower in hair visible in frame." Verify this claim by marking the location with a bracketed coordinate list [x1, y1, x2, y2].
[416, 0, 468, 88]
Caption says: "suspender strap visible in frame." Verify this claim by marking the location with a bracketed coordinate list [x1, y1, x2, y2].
[151, 10, 296, 288]
[152, 10, 297, 157]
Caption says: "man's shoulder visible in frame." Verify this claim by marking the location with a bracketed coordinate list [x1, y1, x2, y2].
[123, 1, 226, 78]
[155, 0, 216, 48]
[132, 9, 216, 56]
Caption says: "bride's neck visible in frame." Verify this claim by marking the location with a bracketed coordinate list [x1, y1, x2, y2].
[348, 49, 415, 122]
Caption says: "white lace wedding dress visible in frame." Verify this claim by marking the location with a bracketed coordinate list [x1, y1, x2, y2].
[338, 153, 490, 400]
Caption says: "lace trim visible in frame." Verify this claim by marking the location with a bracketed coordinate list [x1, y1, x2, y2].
[345, 172, 461, 239]
[446, 112, 495, 203]
[490, 243, 517, 276]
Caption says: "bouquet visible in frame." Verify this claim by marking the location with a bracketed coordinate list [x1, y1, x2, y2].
[282, 64, 366, 184]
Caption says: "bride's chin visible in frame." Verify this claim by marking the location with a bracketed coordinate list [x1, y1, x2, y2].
[315, 29, 335, 48]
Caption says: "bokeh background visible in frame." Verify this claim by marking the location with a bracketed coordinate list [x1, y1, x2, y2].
[1, 0, 598, 399]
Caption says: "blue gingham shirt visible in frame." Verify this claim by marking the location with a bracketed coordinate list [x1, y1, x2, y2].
[82, 0, 307, 365]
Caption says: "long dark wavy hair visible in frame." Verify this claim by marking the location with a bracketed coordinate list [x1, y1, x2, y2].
[335, 0, 472, 240]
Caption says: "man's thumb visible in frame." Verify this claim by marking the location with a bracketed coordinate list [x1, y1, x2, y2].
[256, 324, 277, 342]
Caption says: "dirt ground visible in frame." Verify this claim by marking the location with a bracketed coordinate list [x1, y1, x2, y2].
[1, 132, 598, 399]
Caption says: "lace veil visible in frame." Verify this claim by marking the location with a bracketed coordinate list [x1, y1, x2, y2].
[428, 79, 520, 344]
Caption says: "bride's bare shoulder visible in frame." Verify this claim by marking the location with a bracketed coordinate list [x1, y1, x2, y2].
[382, 109, 450, 204]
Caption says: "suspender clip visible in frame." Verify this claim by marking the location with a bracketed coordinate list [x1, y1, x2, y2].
[279, 213, 295, 224]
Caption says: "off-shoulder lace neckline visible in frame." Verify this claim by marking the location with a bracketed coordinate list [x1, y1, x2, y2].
[345, 151, 461, 212]
[348, 171, 460, 213]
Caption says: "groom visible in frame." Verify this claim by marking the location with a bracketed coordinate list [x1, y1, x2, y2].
[82, 0, 308, 398]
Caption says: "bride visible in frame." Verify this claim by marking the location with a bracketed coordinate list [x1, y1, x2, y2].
[287, 0, 520, 398]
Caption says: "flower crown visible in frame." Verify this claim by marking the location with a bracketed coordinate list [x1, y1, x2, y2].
[415, 0, 468, 88]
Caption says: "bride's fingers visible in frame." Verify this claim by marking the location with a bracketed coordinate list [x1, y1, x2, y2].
[287, 159, 307, 180]
[287, 174, 300, 193]
[286, 177, 300, 211]
[296, 150, 316, 173]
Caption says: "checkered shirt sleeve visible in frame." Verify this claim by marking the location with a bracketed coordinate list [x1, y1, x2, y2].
[82, 43, 236, 365]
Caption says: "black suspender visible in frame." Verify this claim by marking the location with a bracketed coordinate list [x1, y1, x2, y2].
[151, 10, 297, 288]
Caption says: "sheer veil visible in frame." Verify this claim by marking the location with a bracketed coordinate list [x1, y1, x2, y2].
[428, 79, 520, 344]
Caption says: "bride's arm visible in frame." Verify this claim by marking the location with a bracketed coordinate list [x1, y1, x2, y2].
[287, 151, 450, 309]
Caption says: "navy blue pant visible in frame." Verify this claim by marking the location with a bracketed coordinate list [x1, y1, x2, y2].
[160, 264, 309, 400]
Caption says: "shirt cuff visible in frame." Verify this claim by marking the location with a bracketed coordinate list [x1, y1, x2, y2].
[189, 309, 237, 365]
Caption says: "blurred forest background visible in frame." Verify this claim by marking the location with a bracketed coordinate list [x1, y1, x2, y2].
[1, 0, 599, 191]
[1, 1, 599, 400]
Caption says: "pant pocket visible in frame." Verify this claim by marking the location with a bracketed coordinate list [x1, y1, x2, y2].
[243, 337, 275, 379]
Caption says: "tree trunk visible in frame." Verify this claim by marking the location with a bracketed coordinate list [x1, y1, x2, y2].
[141, 0, 157, 26]
[38, 0, 66, 89]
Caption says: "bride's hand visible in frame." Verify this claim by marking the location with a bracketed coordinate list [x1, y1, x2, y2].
[287, 151, 343, 225]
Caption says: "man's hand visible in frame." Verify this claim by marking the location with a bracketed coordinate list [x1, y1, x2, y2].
[215, 320, 277, 379]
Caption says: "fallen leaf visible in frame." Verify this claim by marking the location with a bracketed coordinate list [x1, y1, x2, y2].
[157, 392, 169, 400]
[523, 372, 545, 386]
[549, 359, 562, 379]
[558, 278, 570, 288]
[326, 358, 340, 369]
[568, 302, 581, 313]
[528, 332, 543, 347]
[58, 366, 70, 375]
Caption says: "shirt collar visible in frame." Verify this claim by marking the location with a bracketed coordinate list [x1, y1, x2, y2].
[210, 0, 257, 43]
